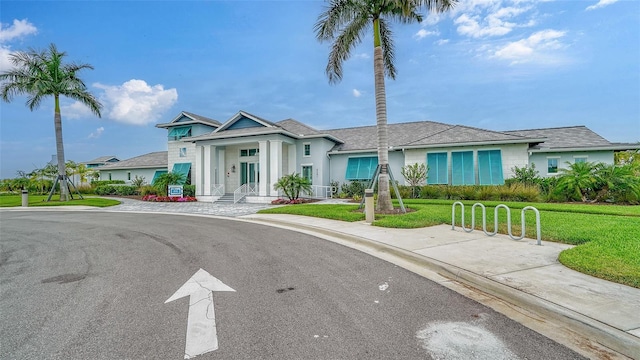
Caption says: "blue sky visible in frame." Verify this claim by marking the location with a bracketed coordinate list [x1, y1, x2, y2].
[1, 0, 638, 178]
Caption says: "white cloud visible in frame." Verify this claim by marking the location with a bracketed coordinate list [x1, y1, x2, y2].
[352, 89, 362, 97]
[88, 127, 104, 139]
[0, 19, 38, 72]
[61, 100, 96, 119]
[0, 19, 37, 42]
[449, 0, 546, 38]
[436, 39, 450, 46]
[354, 52, 370, 60]
[414, 29, 440, 40]
[586, 0, 618, 11]
[0, 46, 13, 72]
[93, 79, 178, 125]
[493, 29, 567, 64]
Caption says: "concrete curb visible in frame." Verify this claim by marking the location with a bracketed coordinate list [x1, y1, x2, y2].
[243, 216, 638, 359]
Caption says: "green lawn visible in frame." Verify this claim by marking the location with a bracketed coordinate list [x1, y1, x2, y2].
[0, 194, 120, 207]
[259, 200, 640, 288]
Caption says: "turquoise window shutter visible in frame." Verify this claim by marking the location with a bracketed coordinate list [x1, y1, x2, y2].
[427, 153, 448, 184]
[168, 127, 191, 140]
[345, 157, 378, 180]
[171, 163, 192, 184]
[478, 150, 504, 185]
[151, 170, 168, 185]
[452, 151, 474, 185]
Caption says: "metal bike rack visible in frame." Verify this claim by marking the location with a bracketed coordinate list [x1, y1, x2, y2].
[452, 201, 541, 245]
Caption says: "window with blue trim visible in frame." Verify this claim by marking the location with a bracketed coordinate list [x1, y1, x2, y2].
[427, 153, 448, 184]
[451, 151, 474, 185]
[478, 150, 504, 185]
[345, 157, 378, 180]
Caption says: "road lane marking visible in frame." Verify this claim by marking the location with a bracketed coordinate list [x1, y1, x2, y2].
[166, 269, 235, 359]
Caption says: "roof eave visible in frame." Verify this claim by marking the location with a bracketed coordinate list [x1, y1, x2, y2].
[98, 165, 167, 170]
[530, 144, 640, 153]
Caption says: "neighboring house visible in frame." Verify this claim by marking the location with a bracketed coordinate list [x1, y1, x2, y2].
[97, 151, 168, 185]
[143, 109, 639, 203]
[82, 155, 120, 169]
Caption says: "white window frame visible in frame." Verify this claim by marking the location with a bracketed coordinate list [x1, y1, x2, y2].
[573, 155, 588, 163]
[547, 157, 560, 174]
[179, 147, 187, 157]
[301, 163, 313, 184]
[303, 143, 311, 157]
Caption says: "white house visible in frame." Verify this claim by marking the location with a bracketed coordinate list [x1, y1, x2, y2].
[150, 109, 639, 203]
[92, 109, 639, 201]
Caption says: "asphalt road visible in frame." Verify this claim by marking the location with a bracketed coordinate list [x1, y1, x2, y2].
[0, 211, 585, 359]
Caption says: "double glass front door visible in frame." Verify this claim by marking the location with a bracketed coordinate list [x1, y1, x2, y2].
[240, 162, 259, 185]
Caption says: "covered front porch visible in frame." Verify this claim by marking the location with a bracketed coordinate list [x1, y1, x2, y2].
[192, 137, 297, 203]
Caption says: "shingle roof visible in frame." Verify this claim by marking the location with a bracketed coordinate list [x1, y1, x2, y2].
[276, 119, 321, 136]
[325, 121, 535, 151]
[181, 111, 221, 126]
[503, 126, 611, 149]
[98, 151, 167, 170]
[82, 155, 119, 164]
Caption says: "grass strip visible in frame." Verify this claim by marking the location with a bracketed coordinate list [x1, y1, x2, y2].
[0, 194, 120, 208]
[259, 200, 640, 288]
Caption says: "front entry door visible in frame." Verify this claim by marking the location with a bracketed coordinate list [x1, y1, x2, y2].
[240, 162, 259, 186]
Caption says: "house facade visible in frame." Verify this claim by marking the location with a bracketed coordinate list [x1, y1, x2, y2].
[97, 151, 168, 184]
[149, 110, 638, 203]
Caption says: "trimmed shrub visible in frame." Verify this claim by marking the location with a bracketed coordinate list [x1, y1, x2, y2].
[340, 181, 366, 198]
[139, 185, 157, 196]
[183, 185, 195, 197]
[115, 186, 137, 196]
[95, 185, 137, 196]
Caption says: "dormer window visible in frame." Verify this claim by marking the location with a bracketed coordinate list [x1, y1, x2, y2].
[168, 126, 191, 141]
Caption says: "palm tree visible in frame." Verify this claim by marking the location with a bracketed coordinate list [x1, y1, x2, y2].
[555, 161, 598, 202]
[315, 0, 456, 211]
[1, 43, 102, 201]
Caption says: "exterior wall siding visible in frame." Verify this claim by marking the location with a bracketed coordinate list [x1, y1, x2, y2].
[168, 141, 196, 183]
[530, 150, 614, 177]
[99, 168, 163, 185]
[403, 143, 529, 184]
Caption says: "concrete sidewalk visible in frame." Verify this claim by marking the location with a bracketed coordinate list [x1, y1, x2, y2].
[241, 213, 640, 359]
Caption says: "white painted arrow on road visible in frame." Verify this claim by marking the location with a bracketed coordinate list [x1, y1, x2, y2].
[165, 268, 235, 359]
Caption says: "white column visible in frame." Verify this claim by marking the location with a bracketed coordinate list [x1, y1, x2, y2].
[258, 141, 269, 196]
[203, 145, 213, 196]
[288, 144, 297, 176]
[218, 149, 225, 193]
[210, 146, 218, 190]
[194, 145, 204, 196]
[269, 140, 283, 196]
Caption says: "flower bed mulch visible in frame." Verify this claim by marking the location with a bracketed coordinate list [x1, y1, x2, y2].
[142, 195, 197, 202]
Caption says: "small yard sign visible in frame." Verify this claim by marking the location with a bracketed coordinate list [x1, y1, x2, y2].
[168, 185, 183, 198]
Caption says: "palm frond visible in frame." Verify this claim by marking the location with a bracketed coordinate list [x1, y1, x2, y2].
[414, 0, 457, 13]
[326, 12, 370, 84]
[315, 0, 360, 42]
[378, 19, 397, 79]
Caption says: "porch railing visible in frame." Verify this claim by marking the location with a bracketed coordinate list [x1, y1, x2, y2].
[304, 185, 334, 199]
[233, 183, 258, 203]
[210, 184, 225, 196]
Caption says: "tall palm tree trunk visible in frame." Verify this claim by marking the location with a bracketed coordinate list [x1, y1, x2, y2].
[54, 95, 70, 201]
[373, 19, 393, 211]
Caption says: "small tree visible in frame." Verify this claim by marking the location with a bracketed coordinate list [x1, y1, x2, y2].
[153, 172, 185, 196]
[274, 173, 312, 202]
[131, 175, 146, 188]
[511, 163, 541, 186]
[401, 163, 427, 198]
